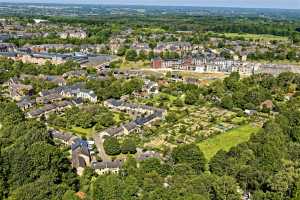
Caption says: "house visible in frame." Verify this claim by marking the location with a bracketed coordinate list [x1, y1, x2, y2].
[136, 148, 161, 162]
[131, 43, 151, 54]
[122, 122, 138, 135]
[59, 30, 87, 39]
[27, 104, 57, 118]
[49, 129, 74, 145]
[7, 78, 33, 101]
[72, 98, 84, 106]
[16, 97, 35, 111]
[55, 100, 73, 111]
[40, 75, 66, 86]
[101, 126, 125, 137]
[63, 70, 87, 79]
[92, 159, 123, 175]
[71, 139, 91, 175]
[143, 80, 159, 95]
[36, 94, 63, 104]
[26, 100, 73, 118]
[76, 89, 97, 103]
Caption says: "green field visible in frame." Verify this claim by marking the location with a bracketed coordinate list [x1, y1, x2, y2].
[198, 124, 260, 160]
[120, 60, 151, 69]
[71, 126, 94, 137]
[222, 33, 288, 41]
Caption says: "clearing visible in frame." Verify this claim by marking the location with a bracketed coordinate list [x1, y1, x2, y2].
[198, 124, 260, 160]
[221, 32, 288, 42]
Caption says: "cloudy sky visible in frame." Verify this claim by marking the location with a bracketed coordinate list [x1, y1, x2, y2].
[1, 0, 299, 9]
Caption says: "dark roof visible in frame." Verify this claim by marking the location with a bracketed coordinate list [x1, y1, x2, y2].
[123, 122, 137, 132]
[72, 97, 84, 105]
[137, 151, 161, 161]
[78, 157, 87, 168]
[134, 113, 158, 126]
[71, 139, 90, 156]
[106, 99, 123, 107]
[49, 129, 73, 142]
[104, 126, 124, 136]
[92, 160, 123, 170]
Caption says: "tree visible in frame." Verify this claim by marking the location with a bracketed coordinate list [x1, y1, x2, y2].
[138, 50, 147, 61]
[171, 144, 207, 173]
[121, 139, 137, 154]
[125, 49, 138, 61]
[91, 175, 122, 200]
[103, 137, 121, 155]
[184, 91, 199, 105]
[117, 46, 127, 56]
[221, 95, 234, 109]
[62, 190, 81, 200]
[209, 150, 228, 176]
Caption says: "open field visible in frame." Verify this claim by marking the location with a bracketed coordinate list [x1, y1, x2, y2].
[222, 32, 288, 41]
[120, 60, 151, 69]
[71, 126, 94, 137]
[198, 124, 260, 160]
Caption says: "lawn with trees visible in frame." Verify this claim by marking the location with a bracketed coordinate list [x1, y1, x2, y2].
[198, 124, 260, 160]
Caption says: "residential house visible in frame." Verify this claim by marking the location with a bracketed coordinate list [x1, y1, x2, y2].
[76, 89, 97, 103]
[7, 78, 33, 101]
[59, 30, 87, 39]
[92, 159, 123, 175]
[143, 80, 159, 95]
[16, 97, 35, 111]
[49, 129, 74, 145]
[71, 139, 91, 175]
[136, 148, 161, 162]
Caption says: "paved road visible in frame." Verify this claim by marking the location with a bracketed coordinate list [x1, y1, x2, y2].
[93, 133, 110, 161]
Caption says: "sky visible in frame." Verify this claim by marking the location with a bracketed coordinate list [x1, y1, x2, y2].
[1, 0, 300, 9]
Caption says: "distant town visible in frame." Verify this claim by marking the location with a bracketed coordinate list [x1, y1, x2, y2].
[1, 3, 300, 200]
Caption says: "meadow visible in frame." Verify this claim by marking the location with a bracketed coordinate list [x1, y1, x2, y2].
[198, 124, 260, 160]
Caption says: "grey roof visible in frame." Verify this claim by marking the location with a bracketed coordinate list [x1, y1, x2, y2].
[71, 138, 90, 157]
[27, 104, 56, 117]
[123, 122, 137, 132]
[78, 157, 87, 168]
[106, 99, 123, 107]
[49, 129, 73, 142]
[134, 112, 159, 126]
[137, 151, 161, 161]
[104, 126, 124, 136]
[92, 159, 123, 170]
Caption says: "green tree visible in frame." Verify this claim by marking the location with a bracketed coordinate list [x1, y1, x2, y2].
[103, 137, 121, 155]
[121, 139, 137, 154]
[171, 144, 207, 174]
[125, 49, 138, 61]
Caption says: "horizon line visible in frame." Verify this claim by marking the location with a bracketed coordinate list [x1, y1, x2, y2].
[0, 1, 299, 10]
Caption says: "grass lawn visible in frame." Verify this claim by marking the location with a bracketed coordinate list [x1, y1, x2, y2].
[198, 124, 260, 160]
[120, 60, 151, 69]
[71, 126, 94, 137]
[223, 33, 288, 41]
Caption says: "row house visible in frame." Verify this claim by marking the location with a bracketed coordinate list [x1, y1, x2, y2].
[71, 139, 91, 176]
[131, 43, 151, 54]
[76, 89, 97, 103]
[102, 99, 166, 137]
[92, 160, 123, 175]
[59, 30, 87, 39]
[0, 43, 15, 52]
[26, 100, 73, 118]
[39, 75, 66, 86]
[16, 97, 36, 111]
[7, 78, 33, 101]
[154, 42, 192, 54]
[109, 38, 126, 54]
[49, 129, 75, 145]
